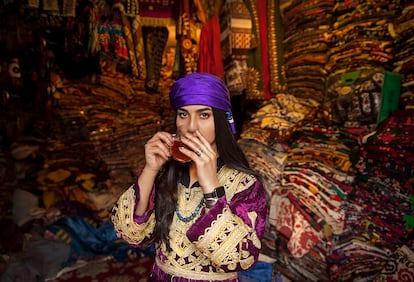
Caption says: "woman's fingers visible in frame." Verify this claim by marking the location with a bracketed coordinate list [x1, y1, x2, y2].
[179, 132, 216, 165]
[194, 130, 212, 150]
[144, 132, 174, 167]
[182, 132, 212, 156]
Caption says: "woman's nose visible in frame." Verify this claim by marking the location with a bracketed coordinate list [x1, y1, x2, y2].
[186, 117, 198, 132]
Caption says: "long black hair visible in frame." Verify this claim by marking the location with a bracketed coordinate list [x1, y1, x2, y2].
[152, 108, 260, 250]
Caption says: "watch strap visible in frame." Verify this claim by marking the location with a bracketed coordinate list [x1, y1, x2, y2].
[204, 186, 225, 199]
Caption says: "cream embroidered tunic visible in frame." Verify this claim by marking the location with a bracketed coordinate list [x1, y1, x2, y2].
[112, 166, 268, 280]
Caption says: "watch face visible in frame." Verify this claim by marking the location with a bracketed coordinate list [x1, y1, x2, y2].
[216, 186, 225, 197]
[170, 139, 192, 163]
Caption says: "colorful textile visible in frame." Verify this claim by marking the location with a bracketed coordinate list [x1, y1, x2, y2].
[257, 0, 270, 99]
[131, 16, 146, 80]
[220, 0, 258, 96]
[53, 256, 154, 282]
[97, 15, 129, 60]
[245, 94, 319, 143]
[46, 216, 152, 265]
[175, 0, 200, 75]
[114, 3, 139, 77]
[220, 0, 254, 63]
[373, 245, 414, 282]
[365, 109, 414, 150]
[269, 193, 322, 258]
[267, 0, 287, 94]
[280, 0, 333, 102]
[324, 69, 401, 129]
[125, 0, 139, 16]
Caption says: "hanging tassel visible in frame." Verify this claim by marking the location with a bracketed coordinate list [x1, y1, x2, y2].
[226, 111, 237, 134]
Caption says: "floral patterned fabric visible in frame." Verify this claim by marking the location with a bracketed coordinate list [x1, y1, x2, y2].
[373, 245, 414, 282]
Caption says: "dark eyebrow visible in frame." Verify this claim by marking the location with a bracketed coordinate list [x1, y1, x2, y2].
[177, 107, 212, 113]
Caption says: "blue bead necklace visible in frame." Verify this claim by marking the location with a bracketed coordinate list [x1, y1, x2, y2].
[175, 198, 204, 222]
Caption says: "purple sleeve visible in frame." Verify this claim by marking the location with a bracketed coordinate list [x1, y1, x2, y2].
[132, 175, 155, 224]
[186, 180, 268, 271]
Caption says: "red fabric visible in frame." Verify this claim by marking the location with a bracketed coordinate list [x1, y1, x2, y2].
[198, 15, 224, 78]
[257, 0, 271, 99]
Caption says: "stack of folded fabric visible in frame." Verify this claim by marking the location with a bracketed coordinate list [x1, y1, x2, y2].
[238, 93, 320, 257]
[329, 107, 414, 280]
[392, 2, 414, 98]
[268, 125, 358, 281]
[240, 93, 320, 145]
[326, 0, 400, 74]
[240, 108, 414, 281]
[10, 75, 166, 223]
[372, 245, 414, 281]
[53, 77, 163, 190]
[279, 0, 335, 102]
[322, 1, 402, 132]
[239, 1, 414, 280]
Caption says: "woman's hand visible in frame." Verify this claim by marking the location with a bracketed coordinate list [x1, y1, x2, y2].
[135, 131, 173, 216]
[180, 130, 220, 193]
[143, 131, 173, 173]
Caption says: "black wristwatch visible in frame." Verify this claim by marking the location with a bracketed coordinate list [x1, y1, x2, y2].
[203, 186, 225, 199]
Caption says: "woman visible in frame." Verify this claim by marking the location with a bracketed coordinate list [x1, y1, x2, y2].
[112, 72, 268, 281]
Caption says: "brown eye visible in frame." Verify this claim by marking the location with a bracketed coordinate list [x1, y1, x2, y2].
[178, 111, 188, 118]
[200, 112, 210, 119]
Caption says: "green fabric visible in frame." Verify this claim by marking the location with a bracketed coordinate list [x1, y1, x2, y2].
[326, 69, 401, 126]
[404, 195, 414, 230]
[378, 71, 401, 124]
[341, 70, 361, 86]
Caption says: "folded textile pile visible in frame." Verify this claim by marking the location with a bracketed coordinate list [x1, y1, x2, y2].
[392, 2, 414, 109]
[1, 75, 170, 224]
[240, 93, 320, 145]
[52, 77, 163, 188]
[239, 105, 414, 281]
[372, 245, 414, 281]
[326, 0, 400, 74]
[280, 0, 334, 102]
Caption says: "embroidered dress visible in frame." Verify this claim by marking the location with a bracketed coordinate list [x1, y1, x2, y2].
[112, 165, 267, 281]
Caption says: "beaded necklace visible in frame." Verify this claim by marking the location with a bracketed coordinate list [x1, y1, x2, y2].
[175, 198, 204, 222]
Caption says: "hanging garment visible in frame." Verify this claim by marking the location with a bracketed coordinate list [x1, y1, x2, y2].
[198, 15, 224, 78]
[220, 0, 254, 95]
[143, 26, 169, 92]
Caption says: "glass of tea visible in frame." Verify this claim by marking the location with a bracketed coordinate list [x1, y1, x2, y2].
[170, 134, 192, 163]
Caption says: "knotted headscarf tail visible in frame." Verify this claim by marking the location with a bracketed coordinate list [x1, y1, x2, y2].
[169, 72, 237, 134]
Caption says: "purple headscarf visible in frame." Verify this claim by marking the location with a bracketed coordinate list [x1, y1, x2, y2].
[169, 73, 236, 133]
